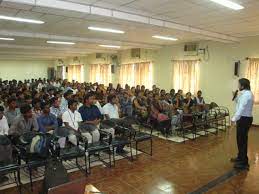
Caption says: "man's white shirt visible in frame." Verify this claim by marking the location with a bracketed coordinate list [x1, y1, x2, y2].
[62, 109, 82, 130]
[103, 103, 119, 119]
[232, 90, 254, 122]
[0, 116, 9, 135]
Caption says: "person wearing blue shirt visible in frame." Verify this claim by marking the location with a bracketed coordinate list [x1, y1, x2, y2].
[37, 101, 58, 133]
[78, 92, 101, 143]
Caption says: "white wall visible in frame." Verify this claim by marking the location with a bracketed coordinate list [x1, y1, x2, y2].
[0, 59, 53, 80]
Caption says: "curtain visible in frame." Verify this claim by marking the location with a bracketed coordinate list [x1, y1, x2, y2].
[119, 64, 135, 87]
[173, 60, 200, 94]
[67, 65, 83, 82]
[56, 66, 63, 79]
[89, 64, 111, 85]
[118, 62, 153, 88]
[246, 59, 259, 104]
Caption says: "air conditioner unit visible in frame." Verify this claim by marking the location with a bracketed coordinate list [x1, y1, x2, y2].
[96, 53, 106, 60]
[131, 48, 141, 58]
[184, 43, 198, 56]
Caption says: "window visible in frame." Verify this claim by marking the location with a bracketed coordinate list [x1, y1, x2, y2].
[246, 58, 259, 104]
[173, 60, 200, 94]
[67, 65, 84, 83]
[118, 62, 153, 88]
[89, 64, 111, 85]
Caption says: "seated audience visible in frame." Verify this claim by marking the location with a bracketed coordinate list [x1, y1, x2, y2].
[0, 106, 9, 135]
[183, 92, 194, 108]
[37, 102, 58, 133]
[103, 95, 120, 119]
[173, 93, 183, 109]
[78, 93, 101, 143]
[194, 90, 205, 105]
[120, 91, 132, 117]
[5, 97, 20, 126]
[32, 98, 42, 117]
[9, 104, 39, 136]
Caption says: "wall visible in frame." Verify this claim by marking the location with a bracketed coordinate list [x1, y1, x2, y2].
[0, 59, 53, 80]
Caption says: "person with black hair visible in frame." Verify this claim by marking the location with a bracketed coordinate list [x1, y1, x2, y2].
[60, 90, 73, 114]
[103, 94, 119, 120]
[78, 92, 101, 143]
[0, 106, 9, 135]
[37, 102, 58, 133]
[9, 104, 39, 136]
[5, 97, 20, 126]
[32, 98, 42, 117]
[231, 78, 254, 170]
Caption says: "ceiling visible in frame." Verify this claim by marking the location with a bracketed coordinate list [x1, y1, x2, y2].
[0, 0, 258, 59]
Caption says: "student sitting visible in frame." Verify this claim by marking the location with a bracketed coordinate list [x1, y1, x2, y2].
[32, 98, 42, 118]
[62, 100, 92, 145]
[132, 92, 148, 119]
[103, 94, 120, 120]
[78, 93, 101, 143]
[173, 93, 183, 109]
[0, 106, 9, 135]
[9, 104, 39, 136]
[50, 97, 62, 126]
[120, 91, 132, 117]
[4, 97, 20, 126]
[183, 92, 194, 108]
[194, 90, 205, 105]
[37, 102, 58, 133]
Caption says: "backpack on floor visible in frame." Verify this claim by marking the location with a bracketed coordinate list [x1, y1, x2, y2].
[29, 134, 51, 158]
[41, 159, 69, 194]
[0, 135, 13, 166]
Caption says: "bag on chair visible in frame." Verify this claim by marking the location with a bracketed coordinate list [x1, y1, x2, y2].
[41, 159, 69, 194]
[0, 135, 13, 166]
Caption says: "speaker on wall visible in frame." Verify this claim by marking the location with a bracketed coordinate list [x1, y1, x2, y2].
[234, 61, 240, 77]
[111, 65, 115, 74]
[66, 67, 68, 73]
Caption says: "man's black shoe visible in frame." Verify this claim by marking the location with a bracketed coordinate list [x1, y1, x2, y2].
[234, 162, 250, 170]
[116, 149, 128, 155]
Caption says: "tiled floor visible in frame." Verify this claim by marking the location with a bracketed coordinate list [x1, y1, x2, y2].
[3, 126, 259, 194]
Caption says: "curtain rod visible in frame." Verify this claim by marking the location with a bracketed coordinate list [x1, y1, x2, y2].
[171, 59, 201, 61]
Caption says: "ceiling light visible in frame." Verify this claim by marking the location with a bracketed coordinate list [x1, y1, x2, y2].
[0, 15, 44, 24]
[0, 37, 15, 41]
[152, 35, 178, 41]
[99, 45, 121, 48]
[47, 41, 75, 45]
[208, 0, 244, 10]
[88, 26, 125, 34]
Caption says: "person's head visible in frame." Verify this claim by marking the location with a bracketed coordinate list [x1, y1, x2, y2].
[160, 89, 166, 96]
[16, 91, 24, 99]
[186, 92, 192, 99]
[7, 97, 17, 109]
[153, 93, 160, 100]
[84, 92, 95, 106]
[170, 89, 175, 96]
[165, 93, 171, 100]
[24, 95, 32, 104]
[152, 85, 156, 90]
[41, 101, 50, 114]
[178, 89, 183, 95]
[175, 93, 180, 100]
[20, 104, 33, 119]
[33, 98, 42, 110]
[197, 90, 202, 97]
[107, 94, 117, 104]
[123, 92, 129, 99]
[238, 78, 251, 91]
[141, 85, 145, 91]
[64, 90, 73, 100]
[0, 106, 4, 119]
[50, 97, 60, 108]
[68, 99, 78, 112]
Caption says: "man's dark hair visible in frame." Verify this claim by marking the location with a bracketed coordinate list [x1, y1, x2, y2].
[20, 104, 32, 114]
[84, 92, 95, 102]
[7, 97, 17, 104]
[107, 94, 116, 103]
[64, 90, 73, 98]
[239, 78, 251, 90]
[0, 106, 4, 112]
[50, 97, 58, 105]
[41, 101, 50, 110]
[68, 99, 77, 108]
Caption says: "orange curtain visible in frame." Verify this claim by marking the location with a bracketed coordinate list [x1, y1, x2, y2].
[89, 64, 111, 85]
[173, 60, 200, 94]
[119, 62, 153, 88]
[246, 59, 259, 104]
[67, 65, 83, 82]
[118, 64, 135, 88]
[135, 62, 153, 89]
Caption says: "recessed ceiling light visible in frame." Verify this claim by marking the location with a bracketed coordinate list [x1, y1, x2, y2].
[208, 0, 244, 10]
[152, 35, 178, 41]
[88, 26, 125, 34]
[47, 41, 75, 45]
[99, 45, 121, 48]
[0, 15, 44, 24]
[0, 37, 15, 41]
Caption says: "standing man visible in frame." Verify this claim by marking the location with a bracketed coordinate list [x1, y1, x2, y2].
[231, 78, 254, 170]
